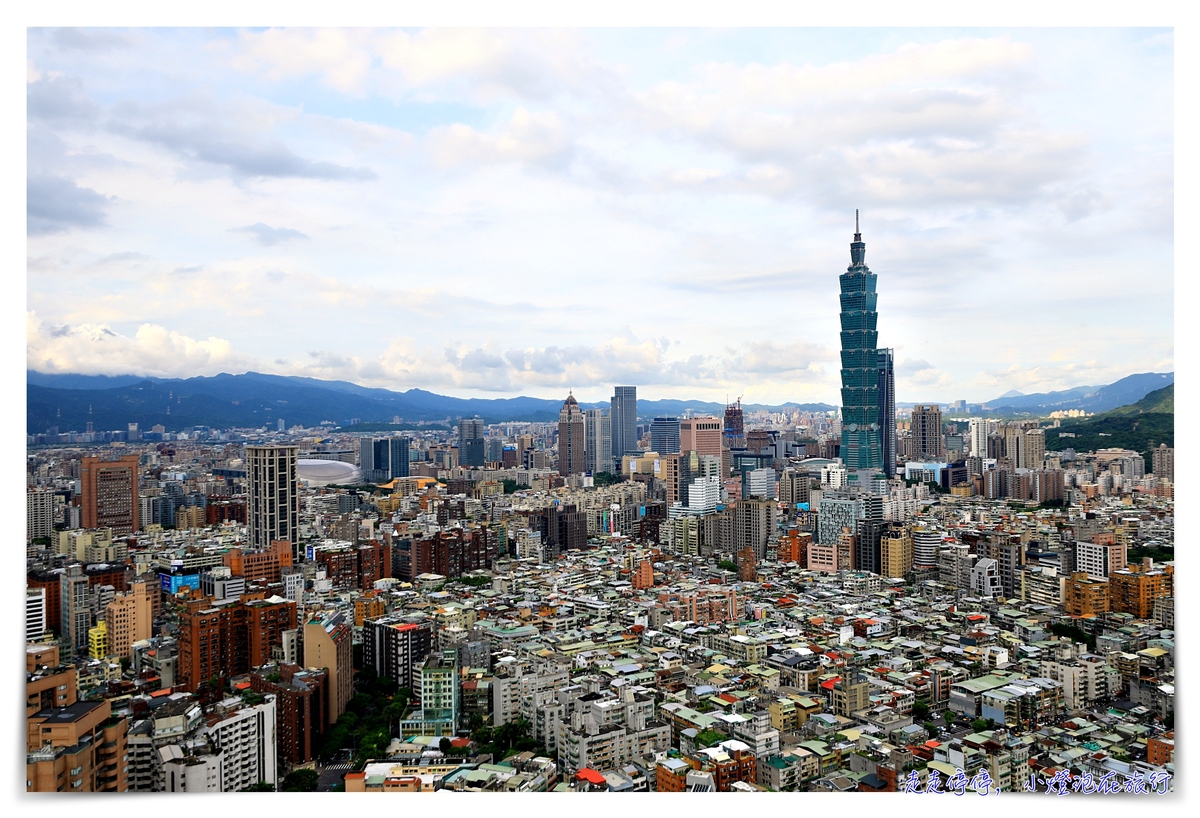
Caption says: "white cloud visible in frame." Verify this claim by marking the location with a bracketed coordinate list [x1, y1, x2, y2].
[27, 311, 251, 377]
[426, 107, 570, 168]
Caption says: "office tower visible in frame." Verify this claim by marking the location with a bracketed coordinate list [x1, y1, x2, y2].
[584, 409, 612, 474]
[277, 418, 285, 432]
[853, 519, 886, 575]
[680, 416, 722, 458]
[458, 417, 485, 467]
[245, 445, 299, 558]
[968, 418, 989, 459]
[611, 386, 638, 459]
[779, 469, 810, 509]
[80, 454, 139, 535]
[304, 611, 354, 722]
[27, 489, 56, 540]
[910, 405, 945, 461]
[362, 435, 411, 481]
[877, 348, 896, 477]
[557, 394, 586, 476]
[723, 399, 745, 449]
[104, 581, 153, 660]
[60, 564, 91, 655]
[743, 467, 775, 499]
[485, 437, 504, 463]
[389, 436, 411, 478]
[650, 416, 682, 455]
[838, 212, 883, 471]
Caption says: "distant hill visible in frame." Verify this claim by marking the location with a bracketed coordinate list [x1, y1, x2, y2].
[1044, 384, 1173, 469]
[1104, 383, 1173, 416]
[985, 372, 1173, 414]
[26, 371, 834, 433]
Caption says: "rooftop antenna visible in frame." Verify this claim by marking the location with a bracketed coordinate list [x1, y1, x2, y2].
[856, 208, 859, 234]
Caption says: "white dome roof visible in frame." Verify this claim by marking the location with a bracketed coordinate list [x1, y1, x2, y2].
[297, 459, 363, 486]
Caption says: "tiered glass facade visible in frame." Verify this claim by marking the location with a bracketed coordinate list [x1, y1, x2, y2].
[839, 215, 883, 471]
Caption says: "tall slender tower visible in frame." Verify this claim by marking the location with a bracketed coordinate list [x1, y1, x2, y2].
[877, 348, 896, 477]
[839, 211, 883, 472]
[246, 444, 299, 558]
[611, 386, 638, 459]
[557, 393, 586, 476]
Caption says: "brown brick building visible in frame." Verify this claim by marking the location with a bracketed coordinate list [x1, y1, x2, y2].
[80, 455, 140, 535]
[178, 595, 296, 692]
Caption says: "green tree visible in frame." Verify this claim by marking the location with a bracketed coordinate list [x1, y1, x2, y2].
[241, 781, 275, 792]
[717, 560, 738, 572]
[971, 719, 988, 733]
[924, 722, 939, 738]
[942, 710, 955, 726]
[440, 737, 453, 755]
[280, 768, 319, 792]
[593, 472, 622, 487]
[502, 479, 519, 494]
[912, 700, 930, 721]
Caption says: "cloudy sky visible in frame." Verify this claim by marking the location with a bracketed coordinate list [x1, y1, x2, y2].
[26, 27, 1173, 405]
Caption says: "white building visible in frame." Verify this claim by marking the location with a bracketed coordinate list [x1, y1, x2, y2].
[26, 587, 47, 640]
[209, 695, 278, 791]
[970, 558, 1003, 597]
[744, 468, 776, 499]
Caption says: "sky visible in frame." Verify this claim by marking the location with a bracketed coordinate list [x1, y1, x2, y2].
[25, 27, 1174, 406]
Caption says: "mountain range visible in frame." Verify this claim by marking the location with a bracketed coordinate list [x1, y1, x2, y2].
[26, 371, 835, 433]
[981, 372, 1173, 414]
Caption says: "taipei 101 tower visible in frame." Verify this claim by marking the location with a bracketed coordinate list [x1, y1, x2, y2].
[838, 211, 883, 474]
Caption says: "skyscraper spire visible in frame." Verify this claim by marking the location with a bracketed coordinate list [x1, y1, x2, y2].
[851, 209, 866, 266]
[838, 209, 881, 473]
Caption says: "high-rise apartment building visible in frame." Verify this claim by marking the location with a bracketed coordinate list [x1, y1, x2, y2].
[1025, 428, 1046, 470]
[104, 581, 152, 660]
[584, 409, 612, 474]
[877, 348, 896, 477]
[177, 596, 296, 692]
[968, 418, 989, 459]
[735, 497, 776, 560]
[304, 611, 354, 723]
[611, 386, 638, 459]
[838, 213, 883, 471]
[459, 417, 485, 467]
[60, 565, 91, 655]
[361, 617, 435, 692]
[80, 455, 139, 535]
[1153, 444, 1173, 481]
[779, 469, 810, 509]
[245, 445, 299, 559]
[557, 394, 586, 476]
[910, 405, 945, 462]
[27, 489, 56, 540]
[650, 417, 682, 455]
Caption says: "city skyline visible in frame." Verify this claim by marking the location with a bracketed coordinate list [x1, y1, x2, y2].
[26, 28, 1173, 405]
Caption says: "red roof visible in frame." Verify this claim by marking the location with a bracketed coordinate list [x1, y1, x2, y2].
[718, 693, 738, 703]
[150, 687, 173, 697]
[575, 768, 606, 785]
[234, 681, 252, 690]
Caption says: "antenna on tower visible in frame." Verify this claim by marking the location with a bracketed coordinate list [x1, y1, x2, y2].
[856, 209, 859, 233]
